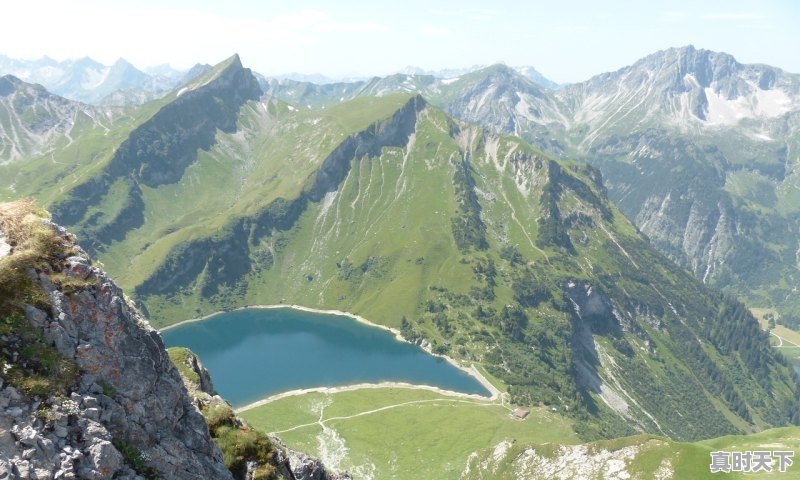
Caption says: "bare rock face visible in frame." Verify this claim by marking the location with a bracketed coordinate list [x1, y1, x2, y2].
[180, 349, 218, 396]
[0, 221, 232, 480]
[172, 348, 351, 480]
[270, 438, 353, 480]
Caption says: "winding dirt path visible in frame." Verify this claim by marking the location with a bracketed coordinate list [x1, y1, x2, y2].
[269, 395, 510, 435]
[770, 330, 800, 348]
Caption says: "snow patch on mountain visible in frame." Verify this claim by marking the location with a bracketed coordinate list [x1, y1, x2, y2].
[80, 66, 110, 91]
[703, 84, 793, 125]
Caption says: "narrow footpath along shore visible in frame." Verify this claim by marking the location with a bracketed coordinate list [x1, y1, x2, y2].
[160, 304, 502, 403]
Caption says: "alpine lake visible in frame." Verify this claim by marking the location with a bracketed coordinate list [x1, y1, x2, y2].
[161, 307, 490, 407]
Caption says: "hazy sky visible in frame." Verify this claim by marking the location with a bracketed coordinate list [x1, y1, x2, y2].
[4, 0, 798, 83]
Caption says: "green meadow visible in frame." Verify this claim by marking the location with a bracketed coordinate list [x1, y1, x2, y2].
[240, 387, 578, 480]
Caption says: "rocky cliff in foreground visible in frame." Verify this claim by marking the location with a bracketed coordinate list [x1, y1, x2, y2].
[0, 201, 344, 479]
[168, 347, 351, 480]
[0, 200, 232, 478]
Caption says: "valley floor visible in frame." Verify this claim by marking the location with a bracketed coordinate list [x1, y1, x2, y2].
[753, 309, 800, 372]
[240, 387, 577, 480]
[241, 387, 800, 479]
[175, 305, 800, 479]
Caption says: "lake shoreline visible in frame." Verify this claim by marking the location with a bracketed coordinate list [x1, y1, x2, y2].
[234, 381, 496, 413]
[160, 304, 502, 402]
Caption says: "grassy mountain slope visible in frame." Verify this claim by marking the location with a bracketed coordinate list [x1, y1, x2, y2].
[0, 79, 175, 204]
[240, 387, 578, 480]
[259, 47, 800, 329]
[241, 387, 800, 480]
[1, 56, 797, 442]
[110, 94, 800, 440]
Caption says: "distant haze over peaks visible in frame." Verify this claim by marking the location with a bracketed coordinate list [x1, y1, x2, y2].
[0, 54, 187, 105]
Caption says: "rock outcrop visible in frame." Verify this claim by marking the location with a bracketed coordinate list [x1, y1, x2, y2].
[169, 347, 351, 480]
[0, 209, 232, 479]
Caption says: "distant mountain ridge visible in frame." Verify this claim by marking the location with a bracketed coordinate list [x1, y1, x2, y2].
[261, 63, 559, 89]
[552, 46, 800, 324]
[257, 45, 800, 327]
[0, 53, 561, 107]
[0, 74, 120, 161]
[400, 63, 560, 89]
[0, 54, 186, 105]
[557, 45, 800, 134]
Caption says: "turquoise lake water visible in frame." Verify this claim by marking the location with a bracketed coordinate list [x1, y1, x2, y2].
[161, 308, 490, 407]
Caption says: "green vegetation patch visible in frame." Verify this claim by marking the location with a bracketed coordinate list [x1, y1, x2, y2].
[0, 200, 81, 397]
[113, 439, 161, 480]
[167, 346, 279, 480]
[241, 387, 578, 480]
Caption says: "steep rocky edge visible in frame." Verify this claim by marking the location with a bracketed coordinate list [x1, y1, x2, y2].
[168, 347, 350, 480]
[0, 200, 232, 479]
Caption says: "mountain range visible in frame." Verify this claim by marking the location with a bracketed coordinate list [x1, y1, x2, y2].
[259, 45, 800, 331]
[0, 54, 561, 106]
[399, 64, 560, 89]
[0, 52, 797, 447]
[0, 54, 187, 105]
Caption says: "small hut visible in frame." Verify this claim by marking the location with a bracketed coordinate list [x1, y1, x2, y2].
[513, 408, 530, 419]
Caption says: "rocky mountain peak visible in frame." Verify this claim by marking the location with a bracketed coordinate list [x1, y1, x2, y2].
[513, 65, 560, 89]
[70, 56, 104, 70]
[216, 53, 244, 74]
[556, 45, 800, 128]
[619, 45, 795, 99]
[0, 75, 25, 96]
[181, 63, 213, 84]
[0, 75, 57, 100]
[652, 46, 746, 96]
[185, 53, 261, 100]
[467, 64, 550, 100]
[480, 63, 526, 81]
[110, 58, 136, 70]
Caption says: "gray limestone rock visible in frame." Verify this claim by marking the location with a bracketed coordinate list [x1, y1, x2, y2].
[0, 221, 232, 480]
